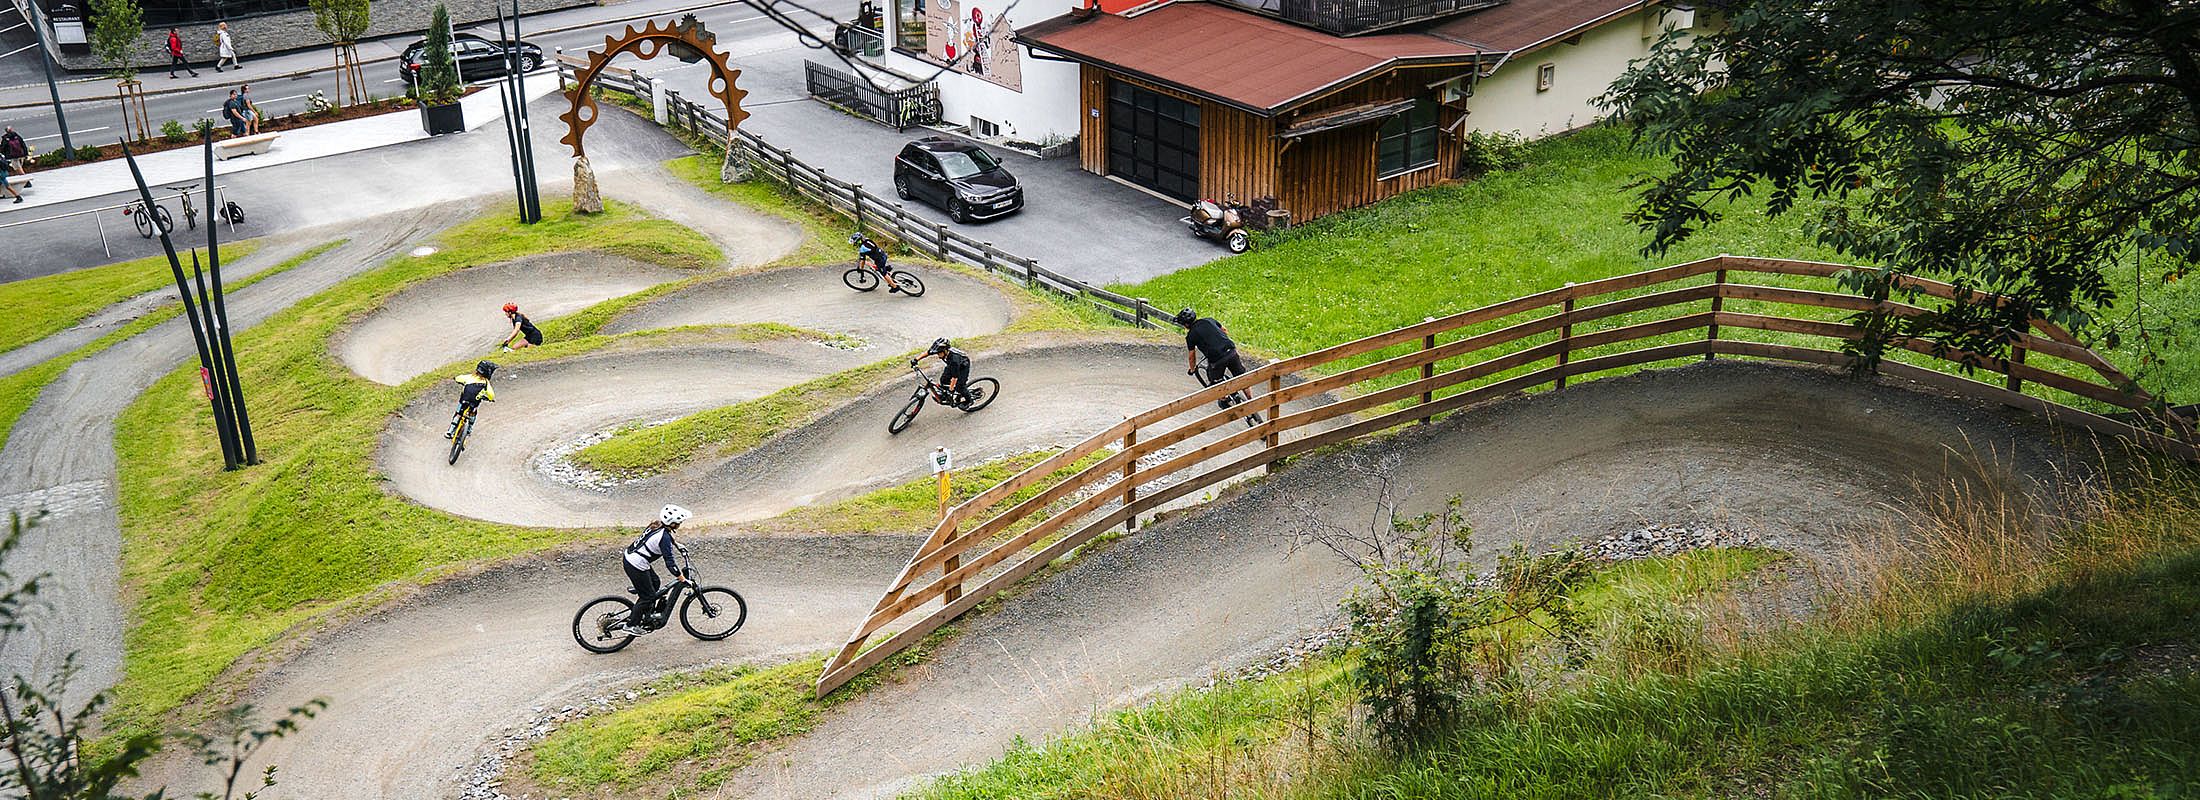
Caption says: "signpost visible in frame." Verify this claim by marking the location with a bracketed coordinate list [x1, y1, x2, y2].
[931, 446, 959, 601]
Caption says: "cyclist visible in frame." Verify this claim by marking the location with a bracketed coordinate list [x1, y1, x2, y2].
[850, 233, 903, 293]
[446, 360, 497, 439]
[501, 303, 542, 351]
[1177, 308, 1258, 417]
[624, 504, 691, 632]
[911, 337, 971, 404]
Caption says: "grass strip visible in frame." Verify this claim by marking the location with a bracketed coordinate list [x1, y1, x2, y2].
[0, 240, 334, 451]
[526, 657, 825, 794]
[107, 201, 716, 737]
[0, 240, 264, 357]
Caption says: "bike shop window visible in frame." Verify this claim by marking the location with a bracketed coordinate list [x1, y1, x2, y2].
[893, 0, 926, 50]
[1377, 99, 1440, 178]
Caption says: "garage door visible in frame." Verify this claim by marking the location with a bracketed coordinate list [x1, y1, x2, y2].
[1106, 80, 1201, 202]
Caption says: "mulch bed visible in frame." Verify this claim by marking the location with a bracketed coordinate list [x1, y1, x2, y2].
[25, 86, 487, 167]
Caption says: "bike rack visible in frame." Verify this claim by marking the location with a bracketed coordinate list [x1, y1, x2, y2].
[0, 183, 236, 257]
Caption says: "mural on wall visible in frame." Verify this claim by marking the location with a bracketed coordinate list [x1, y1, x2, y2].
[922, 0, 1022, 91]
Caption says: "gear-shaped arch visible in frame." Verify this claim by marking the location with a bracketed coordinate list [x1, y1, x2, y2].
[560, 14, 751, 158]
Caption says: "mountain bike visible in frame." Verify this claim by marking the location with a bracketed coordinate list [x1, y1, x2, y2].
[572, 544, 747, 653]
[164, 183, 203, 230]
[844, 257, 927, 297]
[446, 402, 482, 464]
[1196, 353, 1262, 427]
[124, 199, 172, 239]
[889, 361, 998, 435]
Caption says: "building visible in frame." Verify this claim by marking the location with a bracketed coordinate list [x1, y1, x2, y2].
[19, 0, 591, 71]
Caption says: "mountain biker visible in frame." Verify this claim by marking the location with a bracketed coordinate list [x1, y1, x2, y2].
[446, 360, 497, 439]
[501, 303, 541, 350]
[1177, 308, 1258, 416]
[849, 233, 903, 293]
[625, 504, 691, 632]
[911, 337, 971, 404]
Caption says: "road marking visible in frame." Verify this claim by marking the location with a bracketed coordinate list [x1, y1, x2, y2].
[0, 43, 36, 60]
[27, 125, 108, 142]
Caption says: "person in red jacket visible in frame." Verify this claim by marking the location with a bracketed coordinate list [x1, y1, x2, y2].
[166, 28, 199, 79]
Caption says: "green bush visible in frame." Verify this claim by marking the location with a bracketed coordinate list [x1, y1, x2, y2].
[159, 119, 189, 143]
[73, 144, 104, 160]
[194, 118, 218, 137]
[1458, 130, 1528, 176]
[34, 151, 64, 168]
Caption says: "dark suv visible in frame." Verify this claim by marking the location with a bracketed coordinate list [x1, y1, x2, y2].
[399, 33, 543, 85]
[893, 137, 1023, 223]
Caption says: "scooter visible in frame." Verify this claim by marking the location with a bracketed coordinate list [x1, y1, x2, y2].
[1182, 195, 1254, 254]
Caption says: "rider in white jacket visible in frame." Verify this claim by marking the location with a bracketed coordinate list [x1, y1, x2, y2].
[624, 504, 690, 631]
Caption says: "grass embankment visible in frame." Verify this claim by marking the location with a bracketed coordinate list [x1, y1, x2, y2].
[525, 658, 825, 795]
[0, 240, 263, 356]
[913, 474, 2200, 799]
[109, 202, 718, 737]
[0, 240, 322, 451]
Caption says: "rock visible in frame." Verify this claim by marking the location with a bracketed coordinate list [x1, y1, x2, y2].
[572, 156, 604, 214]
[721, 144, 752, 183]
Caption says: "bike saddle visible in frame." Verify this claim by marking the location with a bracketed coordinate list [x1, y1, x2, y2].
[165, 183, 200, 192]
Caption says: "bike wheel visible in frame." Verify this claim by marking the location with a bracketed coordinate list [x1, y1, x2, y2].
[133, 210, 155, 239]
[152, 204, 174, 236]
[960, 377, 999, 413]
[892, 271, 926, 297]
[572, 595, 639, 653]
[447, 415, 471, 465]
[888, 394, 925, 435]
[679, 587, 747, 640]
[844, 267, 880, 292]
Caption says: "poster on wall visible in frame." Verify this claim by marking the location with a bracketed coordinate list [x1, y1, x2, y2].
[921, 0, 1022, 91]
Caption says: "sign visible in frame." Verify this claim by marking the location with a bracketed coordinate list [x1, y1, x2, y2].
[930, 446, 953, 474]
[922, 0, 1023, 91]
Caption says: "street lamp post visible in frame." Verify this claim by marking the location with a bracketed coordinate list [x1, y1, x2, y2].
[24, 0, 74, 154]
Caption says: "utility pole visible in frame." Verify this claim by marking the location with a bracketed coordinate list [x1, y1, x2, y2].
[24, 0, 74, 154]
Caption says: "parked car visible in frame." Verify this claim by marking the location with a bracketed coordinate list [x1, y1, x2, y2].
[398, 33, 543, 85]
[893, 136, 1024, 223]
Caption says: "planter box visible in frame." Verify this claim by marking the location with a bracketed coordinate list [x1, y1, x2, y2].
[421, 102, 466, 135]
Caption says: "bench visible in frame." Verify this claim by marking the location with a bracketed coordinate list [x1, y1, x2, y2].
[214, 132, 280, 160]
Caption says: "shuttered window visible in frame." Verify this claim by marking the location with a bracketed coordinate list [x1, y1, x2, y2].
[1376, 99, 1440, 178]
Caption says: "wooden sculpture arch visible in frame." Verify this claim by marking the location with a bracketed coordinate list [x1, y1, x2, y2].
[560, 14, 751, 158]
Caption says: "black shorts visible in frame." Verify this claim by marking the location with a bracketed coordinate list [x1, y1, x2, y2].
[523, 328, 543, 346]
[1201, 350, 1246, 384]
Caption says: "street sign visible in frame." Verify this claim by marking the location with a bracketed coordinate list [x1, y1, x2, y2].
[930, 446, 953, 474]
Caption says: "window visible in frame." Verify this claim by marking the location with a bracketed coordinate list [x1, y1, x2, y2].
[1537, 63, 1556, 92]
[935, 148, 1001, 179]
[1376, 99, 1440, 177]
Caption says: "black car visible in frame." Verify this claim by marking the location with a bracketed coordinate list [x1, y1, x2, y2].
[893, 137, 1023, 223]
[399, 33, 543, 85]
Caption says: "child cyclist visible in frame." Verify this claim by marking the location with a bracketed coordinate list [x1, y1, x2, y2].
[446, 360, 496, 438]
[849, 233, 906, 293]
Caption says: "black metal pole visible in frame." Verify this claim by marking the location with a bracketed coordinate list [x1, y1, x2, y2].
[189, 252, 245, 468]
[493, 0, 528, 224]
[24, 0, 73, 154]
[122, 142, 237, 470]
[509, 0, 541, 222]
[204, 134, 256, 464]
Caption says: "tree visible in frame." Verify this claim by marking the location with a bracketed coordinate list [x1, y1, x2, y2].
[310, 0, 373, 106]
[87, 0, 141, 81]
[419, 4, 462, 105]
[1599, 1, 2200, 370]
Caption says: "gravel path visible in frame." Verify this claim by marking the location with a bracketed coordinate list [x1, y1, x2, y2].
[711, 360, 2084, 799]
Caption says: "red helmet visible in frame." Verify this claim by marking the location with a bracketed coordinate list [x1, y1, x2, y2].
[502, 303, 518, 314]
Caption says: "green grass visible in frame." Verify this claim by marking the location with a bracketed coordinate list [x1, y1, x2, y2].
[911, 548, 1784, 800]
[0, 240, 333, 451]
[107, 201, 717, 737]
[528, 658, 824, 794]
[765, 449, 1114, 534]
[0, 241, 264, 357]
[570, 354, 909, 477]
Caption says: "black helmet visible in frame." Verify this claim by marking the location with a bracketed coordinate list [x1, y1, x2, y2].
[476, 360, 498, 379]
[928, 337, 951, 355]
[848, 233, 867, 246]
[1174, 307, 1197, 327]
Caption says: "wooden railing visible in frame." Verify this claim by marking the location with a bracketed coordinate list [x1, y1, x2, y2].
[813, 255, 2197, 695]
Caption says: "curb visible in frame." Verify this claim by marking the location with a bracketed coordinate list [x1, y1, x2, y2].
[0, 0, 740, 112]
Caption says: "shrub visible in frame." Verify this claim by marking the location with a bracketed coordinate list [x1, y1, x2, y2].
[74, 144, 104, 160]
[419, 4, 462, 104]
[1459, 130, 1529, 176]
[35, 151, 65, 168]
[194, 117, 218, 137]
[159, 119, 189, 143]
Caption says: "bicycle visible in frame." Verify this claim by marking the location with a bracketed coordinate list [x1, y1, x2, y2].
[889, 360, 998, 434]
[446, 402, 482, 465]
[124, 199, 172, 239]
[572, 543, 747, 653]
[1196, 354, 1263, 427]
[164, 184, 203, 230]
[843, 257, 927, 297]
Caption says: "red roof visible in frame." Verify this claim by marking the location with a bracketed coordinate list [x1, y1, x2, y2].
[1019, 2, 1481, 115]
[1424, 0, 1644, 54]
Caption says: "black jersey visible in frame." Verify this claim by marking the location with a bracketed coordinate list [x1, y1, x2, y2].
[1184, 317, 1236, 363]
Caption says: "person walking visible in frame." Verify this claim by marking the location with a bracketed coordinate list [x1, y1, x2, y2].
[166, 28, 199, 78]
[214, 22, 239, 72]
[1, 154, 28, 205]
[1, 127, 29, 177]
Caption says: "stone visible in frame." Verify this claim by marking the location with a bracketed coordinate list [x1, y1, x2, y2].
[572, 156, 604, 214]
[721, 144, 752, 183]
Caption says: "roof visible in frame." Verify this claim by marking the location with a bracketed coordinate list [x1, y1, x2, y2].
[1019, 0, 1645, 115]
[1018, 2, 1482, 115]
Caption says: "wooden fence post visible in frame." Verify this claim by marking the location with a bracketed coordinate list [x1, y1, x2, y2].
[1122, 426, 1138, 532]
[943, 526, 962, 603]
[1705, 268, 1727, 361]
[935, 222, 951, 259]
[852, 185, 866, 234]
[2006, 341, 2026, 393]
[1556, 288, 1576, 390]
[1419, 317, 1435, 424]
[1262, 374, 1282, 474]
[1135, 298, 1150, 328]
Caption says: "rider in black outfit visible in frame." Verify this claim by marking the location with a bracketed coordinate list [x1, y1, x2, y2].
[1177, 308, 1260, 418]
[850, 233, 905, 293]
[913, 337, 971, 403]
[502, 303, 542, 350]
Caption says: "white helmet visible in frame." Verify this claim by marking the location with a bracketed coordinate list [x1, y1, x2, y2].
[659, 504, 692, 527]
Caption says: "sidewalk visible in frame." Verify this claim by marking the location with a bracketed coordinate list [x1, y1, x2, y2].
[0, 0, 745, 109]
[0, 79, 556, 213]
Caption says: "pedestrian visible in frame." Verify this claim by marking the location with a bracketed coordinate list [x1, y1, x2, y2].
[239, 84, 262, 134]
[214, 22, 239, 71]
[1, 127, 28, 176]
[221, 89, 246, 136]
[0, 154, 28, 205]
[166, 28, 199, 78]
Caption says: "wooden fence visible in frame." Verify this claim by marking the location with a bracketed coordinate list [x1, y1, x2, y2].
[557, 57, 1170, 329]
[813, 254, 2198, 695]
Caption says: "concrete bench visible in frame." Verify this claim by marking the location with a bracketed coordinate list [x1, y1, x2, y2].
[214, 133, 280, 160]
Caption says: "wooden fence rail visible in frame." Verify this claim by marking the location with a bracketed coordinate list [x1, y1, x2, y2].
[557, 58, 1173, 329]
[812, 254, 2197, 695]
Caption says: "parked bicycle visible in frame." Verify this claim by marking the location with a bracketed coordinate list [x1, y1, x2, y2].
[889, 360, 998, 434]
[124, 199, 172, 239]
[572, 543, 747, 653]
[844, 257, 926, 297]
